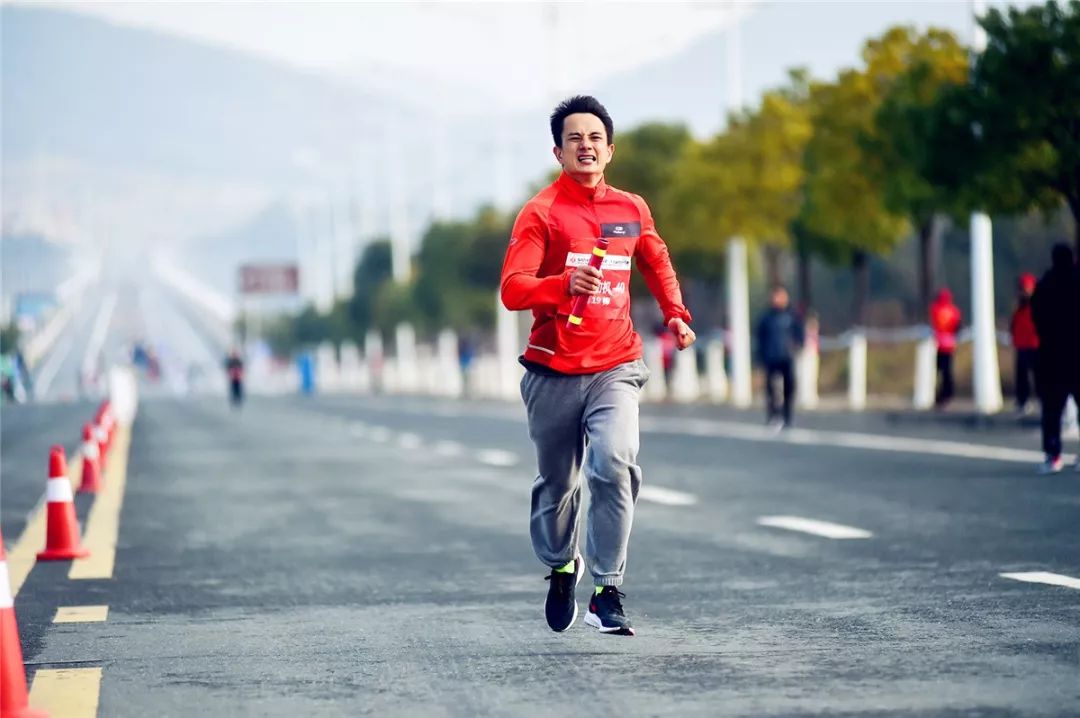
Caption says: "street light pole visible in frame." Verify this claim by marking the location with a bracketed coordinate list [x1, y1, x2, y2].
[970, 0, 1003, 414]
[726, 6, 753, 408]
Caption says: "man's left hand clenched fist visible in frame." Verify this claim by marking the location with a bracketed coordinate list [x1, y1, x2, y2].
[667, 318, 696, 351]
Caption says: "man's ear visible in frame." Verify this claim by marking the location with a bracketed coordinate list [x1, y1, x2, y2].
[608, 143, 615, 161]
[553, 145, 563, 165]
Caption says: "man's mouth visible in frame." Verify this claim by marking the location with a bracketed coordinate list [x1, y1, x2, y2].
[577, 154, 596, 165]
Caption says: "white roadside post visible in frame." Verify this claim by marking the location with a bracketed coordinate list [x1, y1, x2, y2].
[437, 328, 464, 399]
[848, 331, 868, 411]
[670, 346, 701, 403]
[395, 323, 419, 393]
[705, 338, 729, 403]
[970, 0, 1004, 415]
[495, 293, 521, 400]
[913, 335, 937, 409]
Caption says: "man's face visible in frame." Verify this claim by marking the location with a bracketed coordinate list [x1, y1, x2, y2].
[554, 112, 614, 180]
[771, 288, 789, 310]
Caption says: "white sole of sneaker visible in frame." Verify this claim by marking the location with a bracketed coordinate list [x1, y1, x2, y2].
[584, 611, 635, 636]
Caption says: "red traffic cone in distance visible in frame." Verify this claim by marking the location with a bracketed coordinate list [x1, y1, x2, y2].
[37, 446, 90, 561]
[93, 422, 108, 472]
[78, 425, 103, 494]
[1, 530, 50, 718]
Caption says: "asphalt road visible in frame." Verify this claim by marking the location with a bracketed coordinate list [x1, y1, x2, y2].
[5, 388, 1079, 716]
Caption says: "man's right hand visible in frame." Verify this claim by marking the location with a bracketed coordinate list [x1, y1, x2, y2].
[569, 266, 603, 296]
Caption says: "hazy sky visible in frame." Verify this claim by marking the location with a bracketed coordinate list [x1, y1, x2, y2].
[39, 1, 740, 110]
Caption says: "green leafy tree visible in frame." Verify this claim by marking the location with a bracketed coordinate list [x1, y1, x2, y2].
[348, 238, 393, 334]
[803, 49, 910, 326]
[871, 27, 970, 313]
[923, 1, 1080, 251]
[662, 72, 813, 285]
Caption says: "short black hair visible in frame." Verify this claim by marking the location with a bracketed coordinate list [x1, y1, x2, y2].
[550, 95, 614, 147]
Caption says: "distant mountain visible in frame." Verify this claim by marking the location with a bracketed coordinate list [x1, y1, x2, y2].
[1, 5, 402, 183]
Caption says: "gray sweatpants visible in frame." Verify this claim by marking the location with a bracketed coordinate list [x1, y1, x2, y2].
[520, 359, 649, 587]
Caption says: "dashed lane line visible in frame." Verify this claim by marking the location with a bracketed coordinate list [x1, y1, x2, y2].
[70, 426, 131, 580]
[54, 605, 109, 623]
[475, 449, 519, 467]
[639, 486, 698, 506]
[757, 515, 873, 539]
[29, 667, 102, 718]
[1000, 571, 1080, 590]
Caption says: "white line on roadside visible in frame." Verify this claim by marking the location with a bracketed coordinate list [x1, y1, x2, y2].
[999, 571, 1080, 590]
[348, 422, 368, 438]
[641, 417, 1064, 465]
[639, 486, 698, 506]
[476, 449, 519, 467]
[398, 433, 422, 450]
[757, 515, 873, 539]
[434, 440, 465, 457]
[34, 335, 75, 397]
[369, 427, 392, 443]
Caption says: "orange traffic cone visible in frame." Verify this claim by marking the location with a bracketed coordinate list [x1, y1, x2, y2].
[1, 529, 49, 718]
[77, 425, 103, 495]
[36, 446, 90, 561]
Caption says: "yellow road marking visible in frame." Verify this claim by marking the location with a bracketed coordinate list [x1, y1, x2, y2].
[70, 427, 131, 580]
[8, 455, 83, 597]
[54, 605, 109, 623]
[29, 667, 102, 717]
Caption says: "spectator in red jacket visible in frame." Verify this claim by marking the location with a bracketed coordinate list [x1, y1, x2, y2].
[930, 288, 961, 408]
[501, 95, 695, 636]
[1010, 272, 1039, 414]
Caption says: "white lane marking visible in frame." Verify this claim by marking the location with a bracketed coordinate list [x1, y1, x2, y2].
[757, 515, 873, 539]
[476, 449, 519, 467]
[82, 291, 118, 376]
[354, 400, 1062, 466]
[35, 334, 75, 397]
[397, 432, 422, 450]
[369, 427, 392, 443]
[434, 440, 465, 457]
[639, 486, 698, 506]
[641, 417, 1065, 465]
[1000, 571, 1080, 590]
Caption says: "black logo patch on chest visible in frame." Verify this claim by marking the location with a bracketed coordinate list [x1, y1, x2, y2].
[600, 222, 641, 238]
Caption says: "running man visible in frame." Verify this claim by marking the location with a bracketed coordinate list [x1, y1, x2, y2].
[500, 96, 695, 636]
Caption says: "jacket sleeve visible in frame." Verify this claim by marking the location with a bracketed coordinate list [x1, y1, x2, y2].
[500, 202, 571, 311]
[631, 196, 692, 326]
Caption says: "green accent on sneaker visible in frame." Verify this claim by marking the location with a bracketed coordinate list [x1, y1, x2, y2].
[554, 560, 576, 574]
[595, 586, 604, 595]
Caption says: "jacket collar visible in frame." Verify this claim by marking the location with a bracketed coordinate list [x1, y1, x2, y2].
[556, 171, 608, 202]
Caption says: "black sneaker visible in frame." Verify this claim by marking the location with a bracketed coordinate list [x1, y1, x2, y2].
[544, 555, 583, 632]
[585, 586, 635, 636]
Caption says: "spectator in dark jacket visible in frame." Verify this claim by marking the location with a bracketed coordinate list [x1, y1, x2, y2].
[1030, 242, 1080, 474]
[755, 286, 804, 429]
[1010, 272, 1039, 414]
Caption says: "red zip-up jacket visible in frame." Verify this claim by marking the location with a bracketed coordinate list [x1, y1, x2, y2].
[500, 172, 691, 375]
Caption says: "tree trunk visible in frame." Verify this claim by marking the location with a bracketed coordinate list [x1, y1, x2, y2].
[797, 247, 813, 315]
[852, 250, 869, 328]
[763, 245, 783, 289]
